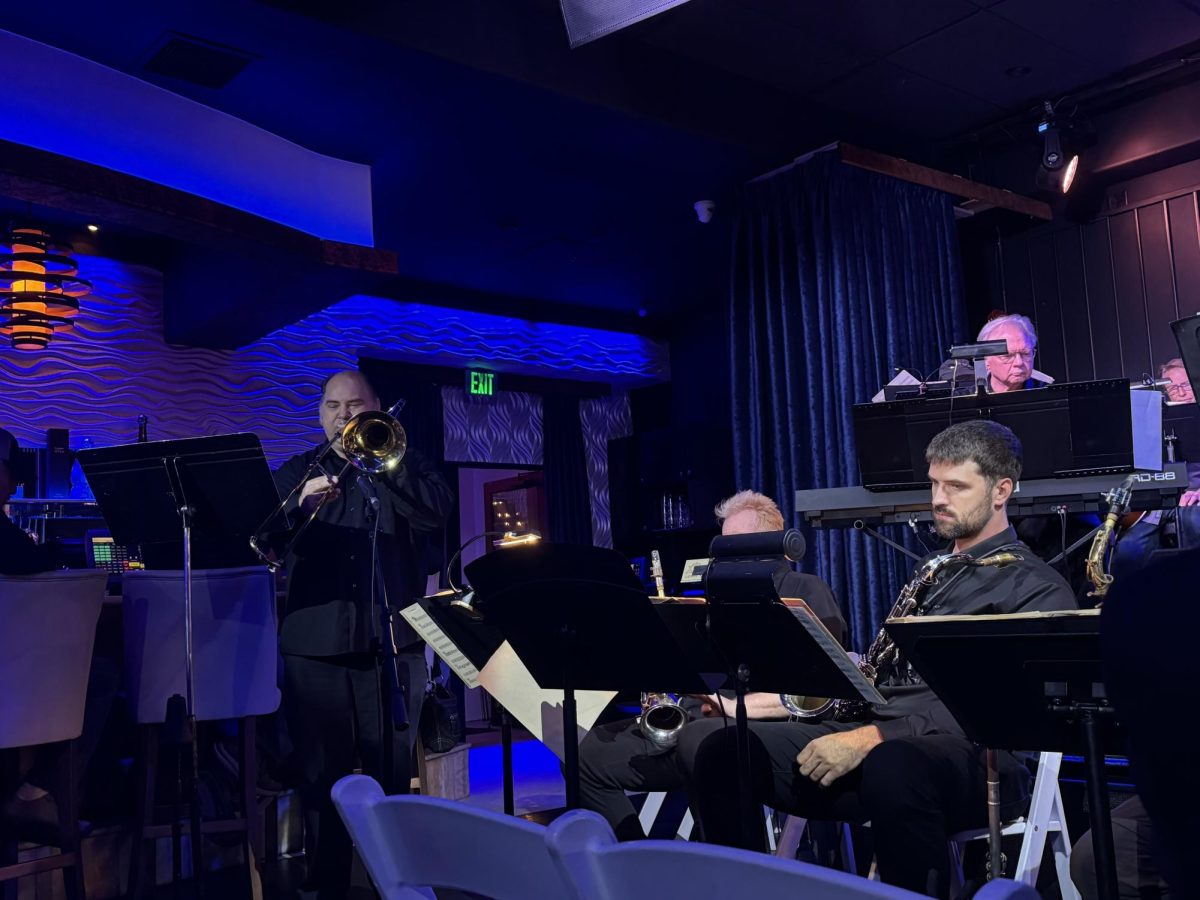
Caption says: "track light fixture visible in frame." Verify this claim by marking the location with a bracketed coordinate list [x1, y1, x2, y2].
[1036, 101, 1081, 194]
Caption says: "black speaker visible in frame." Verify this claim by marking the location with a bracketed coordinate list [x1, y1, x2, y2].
[41, 427, 71, 499]
[1171, 314, 1200, 407]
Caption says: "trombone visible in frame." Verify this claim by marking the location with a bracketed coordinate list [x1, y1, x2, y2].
[250, 401, 408, 570]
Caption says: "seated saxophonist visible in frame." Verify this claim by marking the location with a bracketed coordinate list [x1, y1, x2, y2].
[679, 420, 1076, 899]
[576, 490, 847, 841]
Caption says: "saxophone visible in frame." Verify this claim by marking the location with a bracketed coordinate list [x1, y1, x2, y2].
[781, 548, 1023, 722]
[1085, 474, 1136, 601]
[641, 550, 688, 748]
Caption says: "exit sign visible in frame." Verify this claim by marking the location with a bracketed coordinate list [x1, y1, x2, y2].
[467, 369, 496, 397]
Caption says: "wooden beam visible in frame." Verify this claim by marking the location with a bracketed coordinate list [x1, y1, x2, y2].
[837, 142, 1052, 221]
[0, 137, 398, 273]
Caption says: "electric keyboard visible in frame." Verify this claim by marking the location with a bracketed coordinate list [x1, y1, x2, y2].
[796, 463, 1188, 528]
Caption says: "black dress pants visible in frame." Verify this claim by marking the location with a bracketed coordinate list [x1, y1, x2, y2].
[677, 718, 1031, 899]
[578, 716, 690, 841]
[283, 648, 426, 900]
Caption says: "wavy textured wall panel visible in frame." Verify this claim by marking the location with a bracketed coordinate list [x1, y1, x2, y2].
[442, 388, 543, 466]
[0, 258, 664, 473]
[345, 294, 668, 386]
[0, 256, 346, 464]
[581, 394, 632, 548]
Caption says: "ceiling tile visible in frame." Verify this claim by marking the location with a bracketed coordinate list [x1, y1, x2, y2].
[990, 0, 1200, 69]
[888, 10, 1110, 109]
[817, 60, 1004, 138]
[636, 0, 873, 94]
[732, 0, 980, 57]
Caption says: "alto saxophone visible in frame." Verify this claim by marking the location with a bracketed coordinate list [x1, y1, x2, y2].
[781, 548, 1023, 722]
[641, 550, 688, 748]
[1085, 475, 1136, 602]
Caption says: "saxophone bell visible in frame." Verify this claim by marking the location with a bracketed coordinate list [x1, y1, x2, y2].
[639, 692, 688, 748]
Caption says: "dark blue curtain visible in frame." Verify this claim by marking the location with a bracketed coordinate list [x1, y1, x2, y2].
[544, 394, 594, 544]
[729, 152, 966, 650]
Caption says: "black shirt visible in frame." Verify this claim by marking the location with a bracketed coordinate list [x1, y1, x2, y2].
[775, 568, 848, 650]
[867, 525, 1076, 740]
[0, 510, 55, 575]
[272, 445, 454, 657]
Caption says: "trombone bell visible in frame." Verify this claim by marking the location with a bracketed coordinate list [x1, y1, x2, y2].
[341, 410, 407, 473]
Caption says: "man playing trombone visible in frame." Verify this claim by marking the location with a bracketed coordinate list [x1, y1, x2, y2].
[272, 370, 454, 900]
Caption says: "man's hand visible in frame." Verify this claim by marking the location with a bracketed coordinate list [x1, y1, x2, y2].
[299, 475, 339, 515]
[796, 726, 883, 787]
[1180, 489, 1200, 508]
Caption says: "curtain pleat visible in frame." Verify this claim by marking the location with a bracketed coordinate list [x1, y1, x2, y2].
[729, 153, 966, 650]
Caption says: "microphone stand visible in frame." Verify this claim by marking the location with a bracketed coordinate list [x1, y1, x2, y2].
[364, 477, 409, 796]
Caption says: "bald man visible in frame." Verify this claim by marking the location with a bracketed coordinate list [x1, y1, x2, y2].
[273, 370, 453, 900]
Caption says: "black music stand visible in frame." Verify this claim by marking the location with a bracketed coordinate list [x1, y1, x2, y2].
[78, 434, 278, 897]
[699, 597, 882, 842]
[465, 543, 709, 810]
[403, 593, 514, 811]
[886, 609, 1123, 900]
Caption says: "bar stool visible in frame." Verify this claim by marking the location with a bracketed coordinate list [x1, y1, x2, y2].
[0, 569, 107, 900]
[122, 567, 279, 900]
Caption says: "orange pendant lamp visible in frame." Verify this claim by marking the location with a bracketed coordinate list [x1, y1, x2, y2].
[0, 225, 91, 350]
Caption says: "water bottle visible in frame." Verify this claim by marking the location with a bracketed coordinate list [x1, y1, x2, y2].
[137, 415, 148, 443]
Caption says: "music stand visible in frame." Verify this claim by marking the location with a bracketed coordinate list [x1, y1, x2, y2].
[403, 593, 515, 812]
[78, 434, 278, 896]
[700, 596, 882, 842]
[886, 609, 1123, 900]
[465, 542, 709, 809]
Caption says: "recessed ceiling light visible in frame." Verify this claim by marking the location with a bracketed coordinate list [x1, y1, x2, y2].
[1006, 66, 1033, 78]
[86, 224, 99, 233]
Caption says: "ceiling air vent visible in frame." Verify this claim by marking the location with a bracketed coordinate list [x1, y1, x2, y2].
[143, 33, 255, 90]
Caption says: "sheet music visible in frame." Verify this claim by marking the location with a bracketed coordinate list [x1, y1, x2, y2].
[477, 641, 616, 762]
[399, 603, 481, 689]
[871, 369, 920, 403]
[782, 598, 885, 704]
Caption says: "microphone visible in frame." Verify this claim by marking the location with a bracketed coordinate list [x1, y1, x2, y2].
[708, 528, 805, 562]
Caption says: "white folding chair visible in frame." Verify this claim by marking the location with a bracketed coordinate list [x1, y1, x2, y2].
[549, 809, 1041, 900]
[332, 774, 576, 899]
[949, 751, 1080, 899]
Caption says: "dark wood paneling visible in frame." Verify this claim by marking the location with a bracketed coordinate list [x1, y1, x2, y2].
[1028, 233, 1066, 380]
[991, 186, 1200, 383]
[1055, 229, 1094, 382]
[1081, 220, 1124, 380]
[1000, 234, 1036, 322]
[1138, 202, 1181, 366]
[1168, 194, 1200, 317]
[1109, 210, 1153, 378]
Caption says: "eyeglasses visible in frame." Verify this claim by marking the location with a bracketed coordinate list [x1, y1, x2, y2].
[996, 349, 1036, 364]
[1165, 382, 1193, 399]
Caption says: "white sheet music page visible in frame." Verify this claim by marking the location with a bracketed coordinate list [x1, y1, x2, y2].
[399, 603, 481, 689]
[478, 640, 616, 761]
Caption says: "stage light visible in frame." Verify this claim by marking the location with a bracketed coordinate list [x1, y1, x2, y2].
[86, 224, 100, 233]
[1036, 103, 1082, 195]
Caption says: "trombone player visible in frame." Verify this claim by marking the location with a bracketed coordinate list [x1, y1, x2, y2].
[273, 370, 453, 900]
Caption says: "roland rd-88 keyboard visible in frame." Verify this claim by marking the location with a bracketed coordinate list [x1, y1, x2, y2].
[796, 463, 1188, 529]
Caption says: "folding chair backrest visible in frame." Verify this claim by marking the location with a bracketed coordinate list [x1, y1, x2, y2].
[332, 775, 576, 900]
[0, 570, 106, 748]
